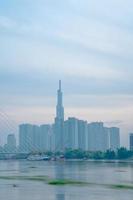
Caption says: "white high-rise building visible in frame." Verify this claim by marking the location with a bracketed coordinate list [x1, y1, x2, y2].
[19, 124, 52, 153]
[32, 125, 40, 151]
[78, 120, 88, 150]
[64, 117, 78, 150]
[87, 122, 109, 152]
[19, 124, 34, 153]
[109, 127, 120, 151]
[49, 124, 55, 152]
[103, 127, 110, 151]
[40, 124, 51, 151]
[6, 134, 16, 152]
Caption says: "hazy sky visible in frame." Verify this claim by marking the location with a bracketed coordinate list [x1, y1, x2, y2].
[0, 0, 133, 146]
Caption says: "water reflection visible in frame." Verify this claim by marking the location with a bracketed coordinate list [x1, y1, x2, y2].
[54, 162, 65, 200]
[0, 160, 133, 200]
[56, 194, 65, 200]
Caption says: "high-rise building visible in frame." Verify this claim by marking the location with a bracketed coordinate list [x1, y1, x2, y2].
[78, 120, 88, 150]
[19, 124, 34, 153]
[32, 125, 40, 151]
[19, 124, 42, 153]
[87, 122, 109, 152]
[109, 127, 120, 151]
[129, 133, 133, 151]
[6, 134, 16, 152]
[19, 124, 52, 153]
[49, 124, 55, 152]
[40, 124, 51, 151]
[64, 118, 88, 150]
[54, 80, 64, 151]
[56, 80, 64, 121]
[103, 127, 110, 151]
[64, 117, 78, 150]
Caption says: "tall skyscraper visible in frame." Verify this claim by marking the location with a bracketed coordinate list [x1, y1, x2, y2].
[54, 80, 64, 151]
[56, 80, 64, 121]
[129, 133, 133, 151]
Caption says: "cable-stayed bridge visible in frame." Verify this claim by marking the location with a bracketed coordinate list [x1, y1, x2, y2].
[0, 109, 38, 159]
[0, 108, 64, 160]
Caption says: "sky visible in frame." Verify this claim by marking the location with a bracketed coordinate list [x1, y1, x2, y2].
[0, 0, 133, 146]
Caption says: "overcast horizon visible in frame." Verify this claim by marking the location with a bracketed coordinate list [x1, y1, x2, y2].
[1, 0, 133, 147]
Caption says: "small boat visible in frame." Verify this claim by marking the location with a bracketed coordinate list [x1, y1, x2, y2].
[42, 156, 50, 161]
[51, 157, 57, 161]
[27, 155, 50, 161]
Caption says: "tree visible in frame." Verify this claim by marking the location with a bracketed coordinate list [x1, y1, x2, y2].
[104, 150, 116, 159]
[117, 147, 132, 159]
[93, 151, 104, 159]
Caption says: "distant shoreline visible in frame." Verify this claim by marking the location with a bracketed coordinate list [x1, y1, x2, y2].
[0, 158, 133, 163]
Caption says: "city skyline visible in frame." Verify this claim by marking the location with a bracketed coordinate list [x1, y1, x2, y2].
[18, 80, 120, 153]
[0, 79, 131, 148]
[0, 80, 120, 153]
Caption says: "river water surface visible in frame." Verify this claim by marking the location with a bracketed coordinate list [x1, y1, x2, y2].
[0, 160, 133, 200]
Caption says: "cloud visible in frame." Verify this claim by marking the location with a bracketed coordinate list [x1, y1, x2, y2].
[0, 16, 16, 29]
[104, 120, 123, 126]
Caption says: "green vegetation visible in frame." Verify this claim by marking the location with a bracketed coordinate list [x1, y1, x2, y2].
[0, 175, 85, 185]
[117, 147, 133, 159]
[48, 179, 85, 185]
[64, 149, 87, 159]
[0, 175, 48, 182]
[0, 175, 133, 190]
[104, 150, 116, 159]
[4, 147, 131, 161]
[110, 184, 133, 190]
[49, 147, 133, 160]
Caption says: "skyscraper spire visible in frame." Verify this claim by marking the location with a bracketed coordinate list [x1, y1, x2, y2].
[59, 80, 61, 91]
[55, 80, 64, 151]
[56, 80, 64, 121]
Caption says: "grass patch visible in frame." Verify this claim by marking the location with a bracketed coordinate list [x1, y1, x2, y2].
[0, 176, 86, 186]
[110, 184, 133, 190]
[0, 175, 48, 182]
[0, 175, 133, 190]
[48, 179, 85, 185]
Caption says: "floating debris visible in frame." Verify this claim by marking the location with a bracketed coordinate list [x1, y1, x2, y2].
[12, 184, 18, 188]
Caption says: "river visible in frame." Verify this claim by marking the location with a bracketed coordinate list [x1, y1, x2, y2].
[0, 160, 133, 200]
